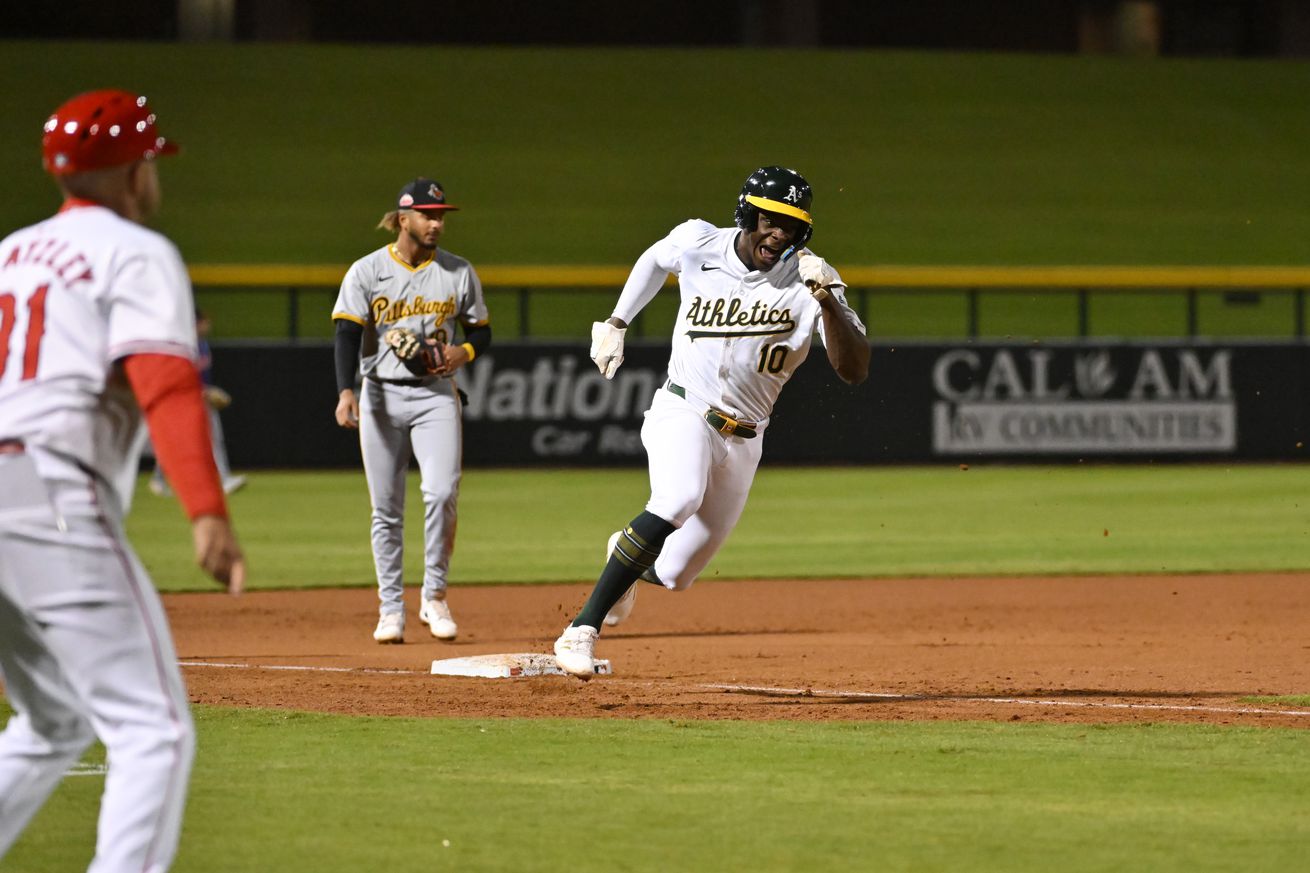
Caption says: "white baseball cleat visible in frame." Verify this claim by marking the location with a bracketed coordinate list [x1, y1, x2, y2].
[602, 530, 637, 627]
[553, 624, 600, 679]
[222, 475, 248, 495]
[419, 596, 458, 641]
[372, 612, 405, 644]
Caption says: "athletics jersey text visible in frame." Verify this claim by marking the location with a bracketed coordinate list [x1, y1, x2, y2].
[684, 295, 796, 340]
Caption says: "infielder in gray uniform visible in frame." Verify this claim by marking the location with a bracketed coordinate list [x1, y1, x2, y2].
[333, 178, 491, 643]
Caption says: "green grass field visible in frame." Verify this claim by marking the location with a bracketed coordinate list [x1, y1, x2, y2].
[6, 708, 1307, 873]
[128, 465, 1310, 591]
[6, 465, 1309, 871]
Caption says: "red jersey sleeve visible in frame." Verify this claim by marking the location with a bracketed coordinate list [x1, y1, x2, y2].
[122, 353, 228, 520]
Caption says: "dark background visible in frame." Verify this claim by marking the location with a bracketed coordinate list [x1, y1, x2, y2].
[9, 1, 1310, 57]
[211, 341, 1310, 467]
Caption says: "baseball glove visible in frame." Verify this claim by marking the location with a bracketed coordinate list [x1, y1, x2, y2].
[383, 326, 423, 359]
[383, 326, 441, 375]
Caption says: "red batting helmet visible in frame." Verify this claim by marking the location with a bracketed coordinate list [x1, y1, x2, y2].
[42, 89, 179, 176]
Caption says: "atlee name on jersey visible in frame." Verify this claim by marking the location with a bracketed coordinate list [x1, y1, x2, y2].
[685, 296, 795, 332]
[371, 295, 457, 324]
[3, 237, 94, 288]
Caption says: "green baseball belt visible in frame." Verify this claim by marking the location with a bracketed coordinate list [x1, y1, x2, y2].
[665, 382, 757, 439]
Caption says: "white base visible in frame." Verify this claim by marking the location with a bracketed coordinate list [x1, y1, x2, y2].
[430, 652, 613, 679]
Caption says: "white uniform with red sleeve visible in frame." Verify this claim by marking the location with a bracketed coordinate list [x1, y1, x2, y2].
[614, 219, 864, 589]
[0, 203, 200, 872]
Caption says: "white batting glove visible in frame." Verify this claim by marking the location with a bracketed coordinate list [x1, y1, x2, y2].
[797, 251, 839, 301]
[590, 320, 626, 380]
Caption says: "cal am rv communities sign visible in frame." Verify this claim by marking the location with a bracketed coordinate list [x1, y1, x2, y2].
[931, 347, 1236, 454]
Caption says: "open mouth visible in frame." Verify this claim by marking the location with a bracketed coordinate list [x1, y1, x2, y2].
[757, 242, 783, 265]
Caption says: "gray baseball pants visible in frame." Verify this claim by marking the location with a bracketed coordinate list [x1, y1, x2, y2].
[358, 378, 462, 615]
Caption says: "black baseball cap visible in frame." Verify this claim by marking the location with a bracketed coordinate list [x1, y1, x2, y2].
[396, 178, 459, 211]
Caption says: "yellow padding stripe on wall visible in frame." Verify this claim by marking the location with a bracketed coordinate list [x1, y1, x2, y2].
[189, 264, 1310, 289]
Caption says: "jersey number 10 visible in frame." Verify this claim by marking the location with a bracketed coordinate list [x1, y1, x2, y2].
[0, 284, 50, 381]
[757, 344, 788, 374]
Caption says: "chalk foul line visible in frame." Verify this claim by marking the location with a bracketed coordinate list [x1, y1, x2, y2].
[180, 660, 421, 675]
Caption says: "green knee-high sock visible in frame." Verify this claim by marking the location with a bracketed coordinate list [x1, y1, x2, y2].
[573, 511, 676, 629]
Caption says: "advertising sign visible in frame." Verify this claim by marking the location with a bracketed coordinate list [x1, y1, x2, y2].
[928, 347, 1237, 454]
[212, 341, 1308, 467]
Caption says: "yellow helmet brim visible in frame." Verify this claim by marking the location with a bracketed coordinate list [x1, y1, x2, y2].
[744, 195, 812, 225]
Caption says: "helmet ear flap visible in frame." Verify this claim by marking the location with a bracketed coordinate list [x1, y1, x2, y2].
[733, 196, 757, 232]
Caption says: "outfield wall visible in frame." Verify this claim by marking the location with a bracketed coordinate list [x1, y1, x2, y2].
[213, 341, 1308, 467]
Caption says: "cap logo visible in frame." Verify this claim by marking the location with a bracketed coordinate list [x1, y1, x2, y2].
[427, 183, 442, 201]
[784, 185, 802, 203]
[399, 193, 414, 208]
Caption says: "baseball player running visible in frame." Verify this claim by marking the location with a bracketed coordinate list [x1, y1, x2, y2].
[0, 90, 245, 871]
[554, 166, 869, 678]
[333, 179, 490, 644]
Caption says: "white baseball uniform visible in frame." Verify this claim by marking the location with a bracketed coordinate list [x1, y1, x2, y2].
[333, 244, 489, 616]
[615, 219, 865, 589]
[0, 204, 198, 871]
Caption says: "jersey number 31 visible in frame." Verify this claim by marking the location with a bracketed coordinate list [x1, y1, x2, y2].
[0, 284, 50, 381]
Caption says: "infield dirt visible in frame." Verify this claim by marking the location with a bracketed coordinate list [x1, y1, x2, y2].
[169, 574, 1310, 728]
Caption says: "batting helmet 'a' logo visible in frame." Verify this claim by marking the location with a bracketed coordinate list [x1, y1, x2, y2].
[784, 185, 801, 203]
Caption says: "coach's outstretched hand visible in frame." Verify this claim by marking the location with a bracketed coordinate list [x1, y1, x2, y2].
[193, 515, 246, 595]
